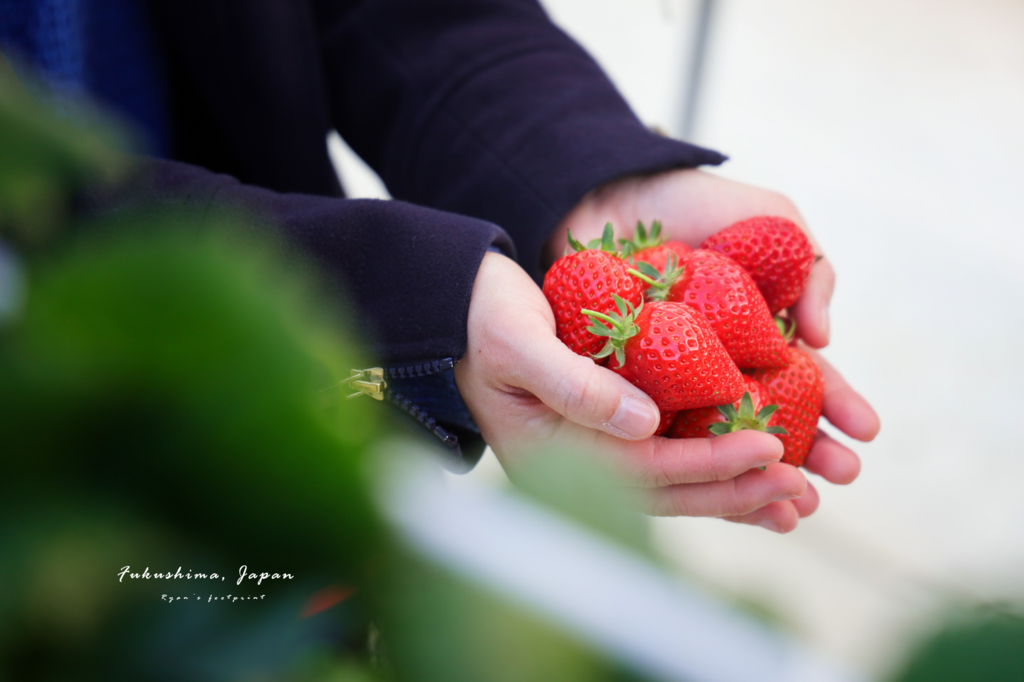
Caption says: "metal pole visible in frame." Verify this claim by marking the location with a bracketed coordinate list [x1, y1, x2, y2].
[681, 0, 717, 141]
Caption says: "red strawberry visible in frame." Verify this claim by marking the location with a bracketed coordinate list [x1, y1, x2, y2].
[668, 376, 786, 439]
[749, 346, 824, 467]
[636, 242, 693, 275]
[638, 249, 789, 369]
[543, 224, 645, 362]
[582, 297, 746, 412]
[655, 409, 677, 437]
[700, 216, 814, 313]
[620, 220, 693, 273]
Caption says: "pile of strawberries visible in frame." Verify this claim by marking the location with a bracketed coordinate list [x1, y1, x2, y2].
[543, 216, 824, 467]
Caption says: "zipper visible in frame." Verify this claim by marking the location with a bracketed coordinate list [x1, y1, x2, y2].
[386, 391, 459, 448]
[341, 367, 387, 400]
[382, 357, 455, 380]
[344, 358, 460, 449]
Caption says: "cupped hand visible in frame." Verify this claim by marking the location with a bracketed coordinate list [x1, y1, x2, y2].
[455, 252, 812, 529]
[544, 169, 881, 531]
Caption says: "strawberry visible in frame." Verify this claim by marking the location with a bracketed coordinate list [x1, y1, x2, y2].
[582, 296, 746, 412]
[632, 249, 789, 369]
[700, 216, 814, 313]
[655, 409, 677, 437]
[668, 376, 787, 439]
[748, 346, 824, 467]
[543, 224, 645, 362]
[637, 243, 694, 276]
[619, 220, 693, 274]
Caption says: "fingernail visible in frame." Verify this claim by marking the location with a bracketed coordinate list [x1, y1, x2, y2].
[608, 395, 658, 439]
[820, 299, 830, 341]
[753, 459, 776, 470]
[759, 520, 784, 533]
[774, 491, 800, 502]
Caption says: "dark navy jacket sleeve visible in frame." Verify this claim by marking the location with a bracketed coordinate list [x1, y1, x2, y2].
[78, 0, 728, 469]
[80, 158, 514, 368]
[312, 0, 726, 280]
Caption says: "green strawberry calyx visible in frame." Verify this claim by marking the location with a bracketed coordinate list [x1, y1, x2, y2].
[580, 294, 643, 369]
[709, 392, 789, 436]
[567, 222, 623, 256]
[617, 220, 664, 256]
[627, 253, 684, 302]
[775, 315, 797, 343]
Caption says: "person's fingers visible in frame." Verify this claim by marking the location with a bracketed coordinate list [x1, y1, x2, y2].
[504, 420, 784, 488]
[509, 334, 662, 440]
[791, 479, 819, 517]
[641, 463, 806, 517]
[803, 346, 881, 442]
[606, 430, 783, 487]
[803, 429, 862, 484]
[457, 251, 665, 441]
[722, 479, 818, 532]
[792, 256, 834, 349]
[723, 501, 801, 534]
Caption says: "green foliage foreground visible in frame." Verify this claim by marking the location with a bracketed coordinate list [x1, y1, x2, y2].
[0, 54, 653, 682]
[0, 221, 386, 679]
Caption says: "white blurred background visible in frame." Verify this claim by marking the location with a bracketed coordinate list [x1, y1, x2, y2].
[329, 1, 1024, 678]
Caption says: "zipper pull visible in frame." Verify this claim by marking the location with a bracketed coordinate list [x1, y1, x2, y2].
[343, 367, 387, 400]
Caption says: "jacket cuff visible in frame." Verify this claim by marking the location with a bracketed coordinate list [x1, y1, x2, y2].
[382, 357, 485, 473]
[77, 157, 503, 467]
[82, 157, 515, 366]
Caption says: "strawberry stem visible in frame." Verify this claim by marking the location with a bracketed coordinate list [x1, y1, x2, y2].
[775, 316, 797, 343]
[600, 222, 617, 252]
[581, 295, 642, 369]
[586, 222, 620, 253]
[627, 253, 684, 302]
[571, 223, 626, 257]
[627, 267, 660, 287]
[566, 229, 588, 253]
[708, 392, 790, 436]
[618, 220, 664, 255]
[579, 309, 618, 326]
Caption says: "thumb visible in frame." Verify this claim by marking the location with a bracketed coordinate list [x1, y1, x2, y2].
[514, 334, 661, 440]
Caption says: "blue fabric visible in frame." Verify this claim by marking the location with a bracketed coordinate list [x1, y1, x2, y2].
[387, 366, 478, 434]
[0, 0, 85, 93]
[0, 0, 167, 154]
[84, 0, 168, 155]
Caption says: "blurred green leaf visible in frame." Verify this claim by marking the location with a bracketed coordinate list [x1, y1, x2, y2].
[0, 219, 391, 680]
[0, 497, 176, 676]
[890, 606, 1024, 682]
[1, 218, 384, 570]
[510, 448, 654, 560]
[0, 47, 662, 682]
[375, 551, 646, 682]
[283, 654, 390, 682]
[0, 55, 128, 244]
